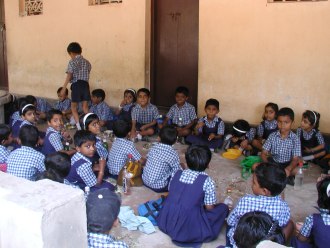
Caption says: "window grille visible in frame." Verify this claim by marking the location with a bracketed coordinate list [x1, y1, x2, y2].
[19, 0, 43, 16]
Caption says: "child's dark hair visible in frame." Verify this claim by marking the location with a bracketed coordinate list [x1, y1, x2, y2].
[19, 125, 39, 147]
[74, 130, 96, 147]
[175, 86, 189, 97]
[92, 89, 106, 101]
[263, 102, 279, 120]
[205, 98, 219, 110]
[137, 88, 150, 97]
[0, 124, 11, 143]
[25, 95, 37, 105]
[67, 42, 82, 54]
[277, 107, 294, 121]
[46, 109, 63, 122]
[159, 126, 178, 145]
[37, 152, 71, 183]
[81, 113, 99, 131]
[232, 119, 250, 138]
[254, 163, 287, 196]
[19, 98, 36, 116]
[303, 110, 321, 131]
[124, 88, 137, 103]
[113, 120, 130, 138]
[233, 211, 285, 248]
[185, 145, 212, 172]
[57, 87, 68, 95]
[316, 177, 330, 211]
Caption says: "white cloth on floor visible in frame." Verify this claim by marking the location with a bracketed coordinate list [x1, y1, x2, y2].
[118, 206, 156, 234]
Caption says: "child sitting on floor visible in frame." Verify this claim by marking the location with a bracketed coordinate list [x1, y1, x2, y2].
[162, 86, 197, 143]
[227, 163, 293, 247]
[157, 145, 229, 246]
[87, 188, 128, 248]
[7, 125, 45, 181]
[292, 177, 330, 248]
[297, 110, 326, 166]
[26, 94, 52, 121]
[252, 102, 279, 152]
[0, 124, 13, 172]
[142, 126, 181, 192]
[66, 130, 114, 191]
[261, 107, 301, 185]
[130, 88, 159, 139]
[42, 109, 75, 156]
[54, 87, 72, 121]
[224, 119, 255, 155]
[115, 88, 136, 123]
[107, 120, 143, 177]
[186, 98, 224, 150]
[90, 89, 114, 130]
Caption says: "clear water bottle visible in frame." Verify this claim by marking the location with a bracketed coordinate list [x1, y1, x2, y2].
[157, 115, 163, 125]
[84, 186, 90, 201]
[102, 139, 108, 150]
[294, 163, 304, 190]
[122, 165, 130, 195]
[64, 142, 70, 151]
[177, 117, 183, 127]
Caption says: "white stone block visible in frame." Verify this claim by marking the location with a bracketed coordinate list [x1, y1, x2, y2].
[0, 172, 87, 248]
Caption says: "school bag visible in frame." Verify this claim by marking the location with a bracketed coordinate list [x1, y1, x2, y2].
[138, 195, 166, 226]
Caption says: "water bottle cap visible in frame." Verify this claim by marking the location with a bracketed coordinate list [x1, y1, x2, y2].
[128, 154, 133, 159]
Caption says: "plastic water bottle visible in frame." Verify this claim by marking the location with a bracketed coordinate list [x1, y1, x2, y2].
[84, 186, 90, 201]
[157, 115, 163, 125]
[177, 117, 183, 127]
[122, 166, 130, 195]
[294, 163, 304, 190]
[224, 195, 234, 210]
[64, 142, 70, 151]
[102, 139, 108, 150]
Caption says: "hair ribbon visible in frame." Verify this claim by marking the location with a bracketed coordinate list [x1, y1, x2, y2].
[311, 111, 317, 125]
[21, 104, 34, 113]
[233, 126, 247, 134]
[83, 113, 95, 130]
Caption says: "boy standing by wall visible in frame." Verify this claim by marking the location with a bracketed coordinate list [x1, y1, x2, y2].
[61, 42, 91, 130]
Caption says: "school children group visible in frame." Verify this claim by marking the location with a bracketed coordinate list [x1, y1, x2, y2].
[0, 41, 329, 248]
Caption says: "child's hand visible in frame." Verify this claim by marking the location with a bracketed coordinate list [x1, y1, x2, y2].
[120, 99, 126, 107]
[303, 147, 312, 153]
[208, 133, 216, 141]
[140, 125, 147, 131]
[196, 122, 204, 129]
[240, 139, 249, 149]
[295, 222, 303, 235]
[130, 130, 136, 140]
[232, 137, 239, 143]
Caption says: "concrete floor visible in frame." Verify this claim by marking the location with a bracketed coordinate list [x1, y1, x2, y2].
[108, 136, 321, 248]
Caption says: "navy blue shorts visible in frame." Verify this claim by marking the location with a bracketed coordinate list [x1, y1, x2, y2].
[70, 80, 91, 103]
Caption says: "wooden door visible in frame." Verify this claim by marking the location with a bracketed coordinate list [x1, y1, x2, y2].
[0, 0, 8, 90]
[151, 0, 199, 108]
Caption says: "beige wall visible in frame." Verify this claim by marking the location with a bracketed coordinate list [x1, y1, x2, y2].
[5, 0, 146, 106]
[4, 0, 330, 132]
[199, 0, 330, 132]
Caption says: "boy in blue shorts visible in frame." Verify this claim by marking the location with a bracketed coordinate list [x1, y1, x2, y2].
[142, 126, 181, 192]
[66, 130, 114, 191]
[227, 163, 293, 247]
[54, 87, 72, 120]
[107, 120, 144, 177]
[7, 125, 45, 181]
[61, 42, 91, 130]
[90, 89, 114, 130]
[130, 88, 160, 139]
[163, 86, 197, 142]
[87, 188, 128, 248]
[41, 109, 75, 156]
[261, 107, 301, 185]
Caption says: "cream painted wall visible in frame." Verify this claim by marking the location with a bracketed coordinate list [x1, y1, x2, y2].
[4, 0, 330, 132]
[5, 0, 146, 106]
[199, 0, 330, 132]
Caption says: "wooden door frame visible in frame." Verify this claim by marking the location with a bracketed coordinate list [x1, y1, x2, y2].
[0, 0, 8, 90]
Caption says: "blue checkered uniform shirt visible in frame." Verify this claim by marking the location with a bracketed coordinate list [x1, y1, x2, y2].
[166, 102, 197, 126]
[88, 232, 128, 248]
[296, 128, 325, 145]
[227, 194, 290, 247]
[7, 146, 45, 181]
[71, 152, 97, 187]
[107, 138, 141, 175]
[90, 101, 114, 121]
[169, 169, 217, 205]
[142, 143, 180, 189]
[96, 137, 108, 159]
[67, 55, 91, 83]
[54, 98, 71, 112]
[122, 103, 134, 112]
[257, 120, 278, 138]
[10, 111, 21, 126]
[131, 103, 159, 124]
[45, 127, 64, 151]
[0, 145, 10, 163]
[198, 116, 225, 135]
[36, 98, 52, 113]
[20, 120, 34, 128]
[300, 208, 330, 237]
[263, 131, 301, 163]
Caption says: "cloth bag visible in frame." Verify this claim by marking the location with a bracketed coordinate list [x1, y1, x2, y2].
[117, 160, 143, 187]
